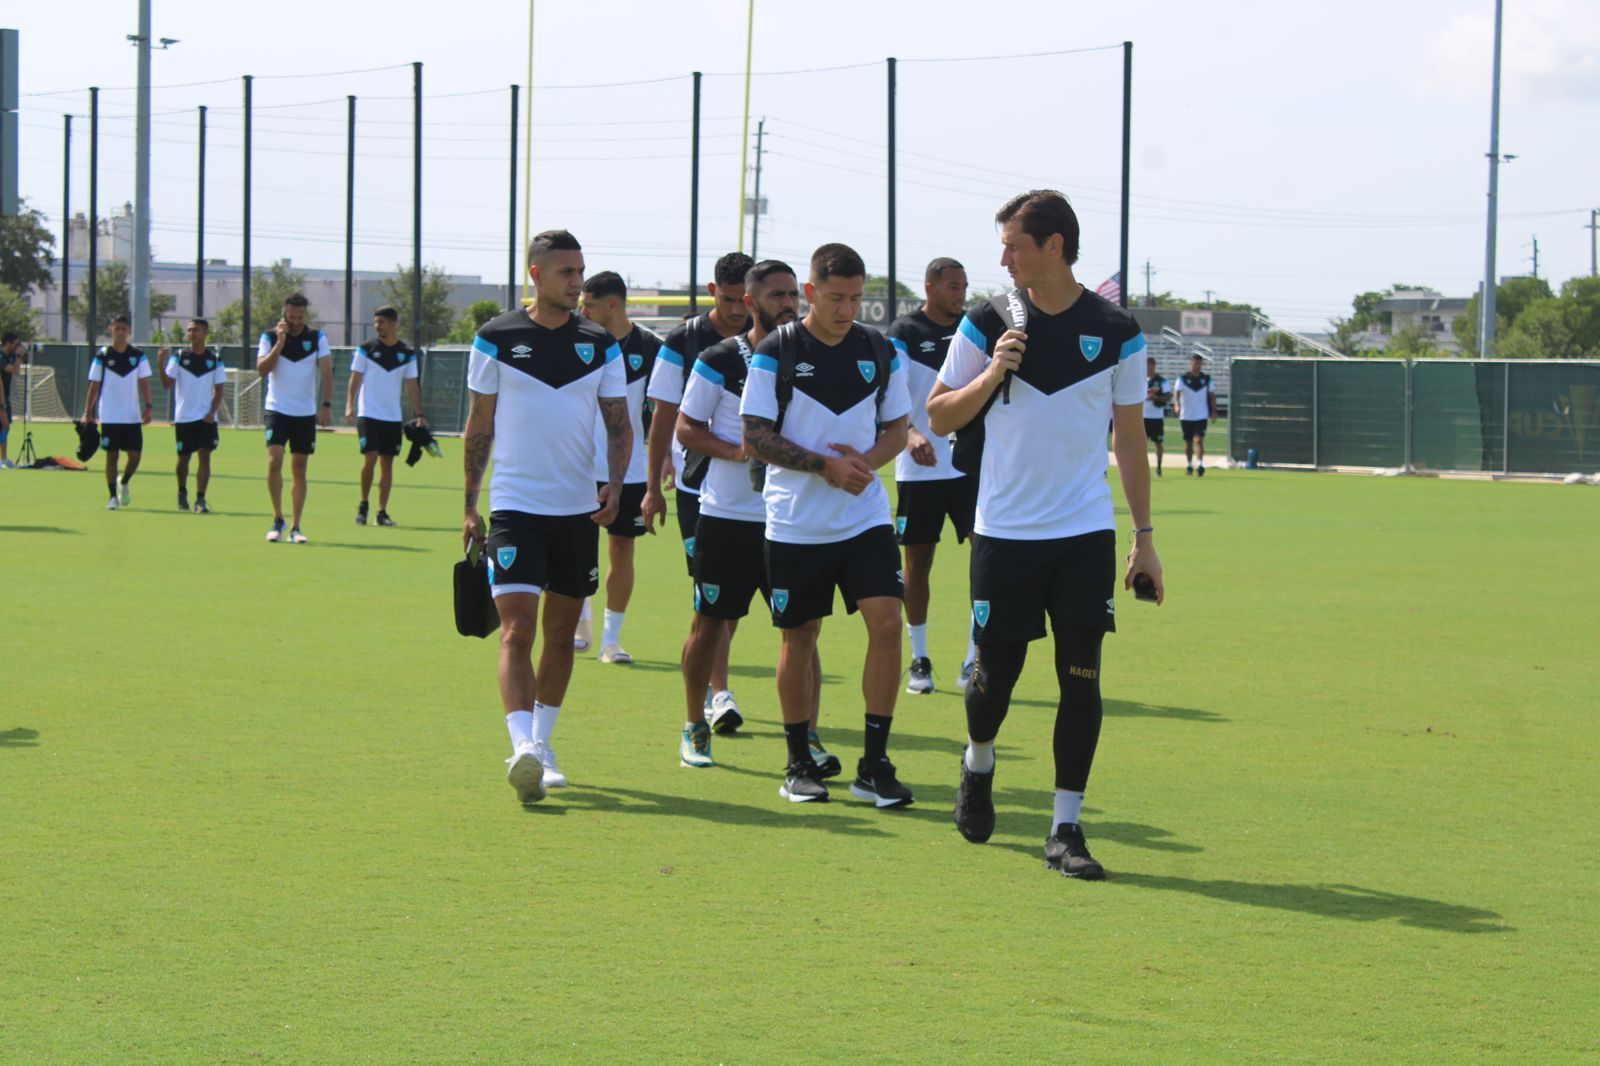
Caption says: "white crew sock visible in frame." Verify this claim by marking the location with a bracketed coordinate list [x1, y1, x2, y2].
[962, 636, 977, 669]
[532, 702, 561, 746]
[602, 609, 625, 647]
[506, 710, 535, 753]
[579, 598, 592, 622]
[964, 740, 995, 773]
[908, 623, 929, 660]
[1053, 789, 1085, 829]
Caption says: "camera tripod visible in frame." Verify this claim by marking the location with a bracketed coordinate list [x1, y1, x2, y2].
[15, 360, 39, 467]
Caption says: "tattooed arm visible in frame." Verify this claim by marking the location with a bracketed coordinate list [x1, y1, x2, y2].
[462, 389, 496, 550]
[743, 415, 875, 496]
[593, 396, 633, 526]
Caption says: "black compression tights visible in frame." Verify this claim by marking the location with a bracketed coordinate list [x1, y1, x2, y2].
[964, 626, 1106, 792]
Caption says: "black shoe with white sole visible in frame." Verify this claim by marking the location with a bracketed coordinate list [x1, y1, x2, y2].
[1044, 823, 1106, 880]
[952, 757, 995, 843]
[849, 757, 914, 809]
[779, 760, 830, 803]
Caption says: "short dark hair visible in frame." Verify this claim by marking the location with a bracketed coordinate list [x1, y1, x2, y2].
[111, 313, 131, 326]
[714, 252, 755, 289]
[810, 243, 865, 283]
[1, 332, 19, 344]
[283, 293, 309, 309]
[745, 259, 796, 292]
[189, 318, 209, 329]
[373, 305, 399, 322]
[925, 257, 964, 284]
[582, 271, 627, 301]
[995, 190, 1080, 265]
[528, 229, 581, 266]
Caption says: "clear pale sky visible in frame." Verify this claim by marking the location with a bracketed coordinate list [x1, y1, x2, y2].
[11, 0, 1599, 330]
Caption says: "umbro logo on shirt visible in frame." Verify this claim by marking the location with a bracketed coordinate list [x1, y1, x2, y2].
[795, 363, 815, 377]
[510, 345, 532, 359]
[920, 340, 937, 352]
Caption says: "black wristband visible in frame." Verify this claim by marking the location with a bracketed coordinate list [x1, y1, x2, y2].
[321, 402, 332, 408]
[1132, 526, 1154, 536]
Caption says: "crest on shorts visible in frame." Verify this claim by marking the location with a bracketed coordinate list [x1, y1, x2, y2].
[701, 583, 720, 604]
[772, 589, 789, 614]
[1079, 336, 1103, 361]
[684, 536, 696, 559]
[857, 360, 876, 383]
[895, 516, 907, 535]
[496, 546, 518, 571]
[628, 353, 643, 372]
[973, 600, 991, 627]
[575, 343, 596, 365]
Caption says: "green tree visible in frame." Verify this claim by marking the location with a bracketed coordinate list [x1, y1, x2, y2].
[447, 298, 504, 344]
[1498, 297, 1575, 359]
[68, 261, 129, 341]
[863, 274, 916, 299]
[379, 263, 457, 348]
[0, 285, 40, 341]
[1381, 325, 1439, 359]
[213, 262, 312, 345]
[0, 200, 57, 297]
[1142, 291, 1263, 315]
[1557, 275, 1600, 354]
[1454, 275, 1554, 355]
[1327, 284, 1430, 353]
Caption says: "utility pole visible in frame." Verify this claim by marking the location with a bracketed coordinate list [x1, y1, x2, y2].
[750, 118, 765, 261]
[130, 1, 152, 342]
[1529, 235, 1539, 278]
[1479, 0, 1505, 358]
[1203, 289, 1215, 309]
[1588, 209, 1598, 276]
[1143, 259, 1154, 308]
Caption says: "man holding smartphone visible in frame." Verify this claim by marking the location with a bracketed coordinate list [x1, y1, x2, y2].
[258, 293, 333, 543]
[928, 190, 1163, 880]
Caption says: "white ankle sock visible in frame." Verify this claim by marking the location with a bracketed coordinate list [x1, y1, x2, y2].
[908, 623, 929, 660]
[532, 702, 561, 746]
[506, 710, 534, 752]
[965, 740, 995, 773]
[1053, 789, 1085, 829]
[962, 637, 976, 669]
[602, 609, 624, 647]
[579, 598, 592, 622]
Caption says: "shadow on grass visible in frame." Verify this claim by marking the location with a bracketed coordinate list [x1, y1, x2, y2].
[313, 541, 428, 553]
[549, 784, 893, 838]
[0, 525, 80, 535]
[1002, 697, 1228, 723]
[0, 727, 40, 748]
[627, 658, 848, 685]
[985, 816, 1203, 854]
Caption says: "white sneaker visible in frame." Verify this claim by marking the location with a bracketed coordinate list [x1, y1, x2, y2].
[118, 481, 131, 505]
[106, 496, 120, 511]
[573, 616, 593, 652]
[597, 643, 632, 664]
[959, 660, 976, 692]
[708, 690, 743, 735]
[506, 747, 546, 804]
[533, 740, 567, 788]
[289, 527, 309, 545]
[0, 459, 14, 469]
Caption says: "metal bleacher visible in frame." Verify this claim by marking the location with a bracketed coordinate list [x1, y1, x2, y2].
[1146, 328, 1266, 416]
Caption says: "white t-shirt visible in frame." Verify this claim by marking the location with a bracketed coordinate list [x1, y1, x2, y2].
[646, 315, 744, 495]
[888, 310, 963, 483]
[165, 348, 227, 423]
[469, 309, 627, 517]
[1174, 372, 1214, 420]
[937, 290, 1147, 541]
[679, 334, 766, 523]
[591, 324, 660, 484]
[740, 323, 911, 545]
[88, 346, 152, 424]
[351, 340, 420, 422]
[259, 329, 332, 416]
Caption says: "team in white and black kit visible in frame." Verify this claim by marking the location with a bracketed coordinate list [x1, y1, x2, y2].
[929, 190, 1164, 879]
[158, 318, 226, 512]
[257, 293, 333, 544]
[1173, 353, 1217, 476]
[81, 314, 152, 509]
[888, 257, 979, 696]
[1144, 356, 1172, 477]
[345, 305, 426, 527]
[463, 229, 632, 806]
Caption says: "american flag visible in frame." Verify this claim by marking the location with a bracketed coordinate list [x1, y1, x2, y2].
[1095, 272, 1122, 304]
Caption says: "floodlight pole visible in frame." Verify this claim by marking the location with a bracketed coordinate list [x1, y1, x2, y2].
[1479, 0, 1504, 358]
[508, 84, 519, 306]
[344, 95, 355, 345]
[1119, 41, 1132, 310]
[887, 57, 897, 323]
[690, 71, 701, 315]
[412, 62, 423, 349]
[60, 113, 70, 340]
[131, 0, 152, 344]
[88, 87, 99, 344]
[750, 118, 765, 261]
[196, 105, 205, 318]
[242, 74, 252, 370]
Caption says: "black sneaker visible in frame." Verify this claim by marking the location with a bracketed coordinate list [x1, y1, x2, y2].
[1185, 466, 1193, 477]
[1197, 464, 1206, 477]
[953, 755, 995, 843]
[1155, 467, 1162, 478]
[193, 497, 210, 514]
[355, 501, 369, 526]
[807, 730, 842, 779]
[178, 490, 189, 512]
[779, 760, 829, 803]
[906, 656, 934, 695]
[849, 757, 914, 809]
[1044, 823, 1106, 880]
[375, 511, 397, 527]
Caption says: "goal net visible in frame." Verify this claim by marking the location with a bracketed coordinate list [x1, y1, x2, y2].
[9, 366, 72, 421]
[218, 370, 265, 429]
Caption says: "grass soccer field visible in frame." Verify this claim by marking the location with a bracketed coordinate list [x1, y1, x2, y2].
[2, 421, 1595, 1062]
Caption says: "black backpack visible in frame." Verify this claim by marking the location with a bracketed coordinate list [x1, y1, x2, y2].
[677, 316, 713, 490]
[949, 290, 1028, 476]
[771, 321, 894, 433]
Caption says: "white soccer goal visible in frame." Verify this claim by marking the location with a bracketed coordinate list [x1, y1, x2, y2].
[219, 369, 265, 428]
[9, 365, 72, 421]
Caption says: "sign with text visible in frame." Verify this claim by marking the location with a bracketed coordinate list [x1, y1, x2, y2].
[1180, 310, 1214, 336]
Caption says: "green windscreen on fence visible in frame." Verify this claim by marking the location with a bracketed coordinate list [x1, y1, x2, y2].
[1410, 361, 1504, 473]
[1507, 362, 1600, 475]
[1316, 360, 1406, 468]
[1231, 359, 1314, 465]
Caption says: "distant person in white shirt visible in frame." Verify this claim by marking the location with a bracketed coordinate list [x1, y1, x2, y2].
[158, 318, 226, 513]
[80, 314, 152, 510]
[345, 305, 426, 527]
[257, 293, 333, 543]
[1173, 354, 1217, 476]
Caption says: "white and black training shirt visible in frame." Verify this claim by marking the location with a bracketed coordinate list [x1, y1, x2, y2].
[937, 288, 1146, 542]
[1174, 371, 1214, 421]
[646, 315, 747, 495]
[1144, 373, 1172, 420]
[591, 324, 660, 484]
[351, 339, 419, 423]
[888, 309, 964, 483]
[259, 328, 332, 417]
[741, 323, 911, 545]
[679, 333, 766, 523]
[166, 348, 227, 424]
[87, 345, 152, 424]
[469, 309, 626, 517]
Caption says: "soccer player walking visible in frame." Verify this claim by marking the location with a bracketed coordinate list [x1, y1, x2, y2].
[81, 314, 152, 509]
[1144, 356, 1172, 477]
[1173, 353, 1217, 476]
[928, 190, 1164, 879]
[0, 332, 27, 468]
[889, 257, 978, 694]
[643, 251, 753, 728]
[741, 243, 914, 807]
[158, 318, 225, 512]
[345, 305, 426, 527]
[578, 271, 662, 664]
[257, 293, 332, 543]
[463, 230, 631, 805]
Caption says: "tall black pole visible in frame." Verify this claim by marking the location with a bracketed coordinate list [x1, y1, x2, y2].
[60, 114, 70, 340]
[344, 94, 355, 345]
[751, 118, 765, 261]
[1118, 41, 1132, 309]
[887, 57, 897, 322]
[88, 87, 99, 344]
[412, 62, 423, 349]
[196, 105, 206, 318]
[689, 71, 701, 315]
[242, 74, 252, 367]
[508, 84, 518, 308]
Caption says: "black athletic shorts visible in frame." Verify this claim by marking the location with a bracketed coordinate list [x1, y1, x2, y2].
[486, 510, 599, 600]
[597, 481, 648, 538]
[1144, 417, 1165, 443]
[357, 417, 402, 457]
[693, 514, 770, 620]
[174, 419, 219, 455]
[969, 529, 1117, 644]
[764, 525, 903, 629]
[1181, 418, 1208, 442]
[101, 423, 143, 453]
[676, 489, 701, 576]
[265, 412, 318, 455]
[895, 476, 977, 547]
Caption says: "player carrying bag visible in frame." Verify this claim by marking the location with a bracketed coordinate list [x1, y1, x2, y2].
[949, 291, 1028, 475]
